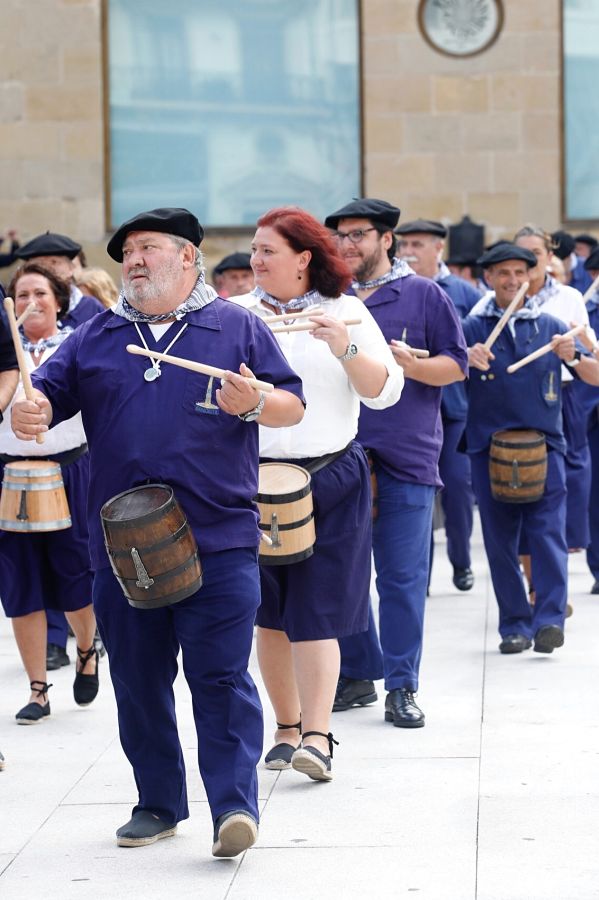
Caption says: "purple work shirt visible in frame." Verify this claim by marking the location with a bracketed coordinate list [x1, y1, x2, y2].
[355, 275, 468, 487]
[31, 299, 304, 570]
[60, 291, 105, 331]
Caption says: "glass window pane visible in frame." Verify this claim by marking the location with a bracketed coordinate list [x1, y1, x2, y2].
[563, 1, 599, 220]
[107, 0, 361, 227]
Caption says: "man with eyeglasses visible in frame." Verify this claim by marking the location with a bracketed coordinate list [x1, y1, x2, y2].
[395, 219, 481, 593]
[325, 198, 468, 728]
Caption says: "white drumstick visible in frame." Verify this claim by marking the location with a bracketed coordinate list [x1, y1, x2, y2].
[126, 345, 275, 393]
[268, 317, 361, 334]
[3, 297, 44, 444]
[506, 324, 586, 374]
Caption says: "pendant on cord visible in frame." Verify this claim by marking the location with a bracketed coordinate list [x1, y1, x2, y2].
[144, 366, 161, 382]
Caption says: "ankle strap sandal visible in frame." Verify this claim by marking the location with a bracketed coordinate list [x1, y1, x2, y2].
[276, 720, 302, 733]
[30, 680, 52, 699]
[301, 730, 339, 758]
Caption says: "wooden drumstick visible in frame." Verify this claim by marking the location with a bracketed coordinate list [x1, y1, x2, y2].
[582, 273, 599, 302]
[264, 307, 323, 323]
[126, 345, 275, 393]
[3, 297, 44, 444]
[389, 342, 430, 358]
[15, 302, 36, 328]
[483, 281, 530, 351]
[268, 317, 361, 334]
[506, 323, 586, 374]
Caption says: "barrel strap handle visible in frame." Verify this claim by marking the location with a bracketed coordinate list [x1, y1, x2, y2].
[509, 460, 521, 490]
[131, 547, 155, 589]
[270, 513, 281, 548]
[17, 490, 28, 521]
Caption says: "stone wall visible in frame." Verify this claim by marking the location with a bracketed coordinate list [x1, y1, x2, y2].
[0, 0, 567, 278]
[361, 1, 562, 243]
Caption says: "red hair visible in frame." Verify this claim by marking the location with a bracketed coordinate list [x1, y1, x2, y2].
[256, 206, 352, 297]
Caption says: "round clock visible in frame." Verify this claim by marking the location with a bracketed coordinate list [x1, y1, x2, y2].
[418, 0, 504, 58]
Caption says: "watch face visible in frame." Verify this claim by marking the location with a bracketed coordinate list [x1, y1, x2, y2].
[418, 0, 504, 58]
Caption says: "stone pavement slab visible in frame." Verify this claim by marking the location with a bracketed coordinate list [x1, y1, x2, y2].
[1, 522, 598, 900]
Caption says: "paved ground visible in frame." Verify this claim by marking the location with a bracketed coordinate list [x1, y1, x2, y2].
[1, 518, 598, 900]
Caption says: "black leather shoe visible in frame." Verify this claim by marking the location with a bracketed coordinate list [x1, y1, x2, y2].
[533, 624, 564, 654]
[499, 634, 532, 654]
[591, 580, 599, 595]
[384, 689, 425, 728]
[212, 810, 258, 857]
[116, 810, 177, 847]
[332, 677, 377, 712]
[453, 567, 474, 591]
[46, 643, 70, 671]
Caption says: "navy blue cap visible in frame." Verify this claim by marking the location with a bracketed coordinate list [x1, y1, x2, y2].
[395, 218, 447, 238]
[213, 252, 252, 275]
[107, 207, 204, 262]
[551, 230, 575, 260]
[324, 198, 400, 231]
[477, 243, 537, 269]
[584, 247, 599, 271]
[16, 232, 81, 261]
[575, 233, 598, 249]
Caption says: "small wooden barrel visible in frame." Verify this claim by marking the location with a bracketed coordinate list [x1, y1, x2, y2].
[0, 460, 71, 531]
[489, 430, 547, 503]
[101, 484, 202, 609]
[256, 463, 315, 565]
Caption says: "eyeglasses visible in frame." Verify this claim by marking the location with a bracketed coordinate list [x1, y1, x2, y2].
[332, 227, 377, 245]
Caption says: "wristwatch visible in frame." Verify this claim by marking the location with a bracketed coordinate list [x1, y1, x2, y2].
[335, 342, 358, 362]
[565, 350, 581, 368]
[238, 391, 266, 422]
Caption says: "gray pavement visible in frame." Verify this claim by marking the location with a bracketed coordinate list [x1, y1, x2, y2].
[1, 518, 598, 900]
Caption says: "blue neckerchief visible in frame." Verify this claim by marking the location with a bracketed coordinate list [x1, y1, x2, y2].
[20, 327, 74, 354]
[352, 256, 414, 291]
[114, 274, 216, 323]
[470, 293, 541, 320]
[251, 286, 327, 314]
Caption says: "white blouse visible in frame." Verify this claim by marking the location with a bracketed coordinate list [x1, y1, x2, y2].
[0, 344, 86, 457]
[230, 292, 404, 458]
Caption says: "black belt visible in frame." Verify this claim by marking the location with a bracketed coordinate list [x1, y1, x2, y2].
[0, 443, 88, 466]
[261, 441, 353, 476]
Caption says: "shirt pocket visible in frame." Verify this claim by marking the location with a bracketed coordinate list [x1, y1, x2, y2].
[182, 371, 223, 418]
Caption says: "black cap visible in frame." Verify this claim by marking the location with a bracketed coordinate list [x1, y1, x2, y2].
[575, 232, 598, 249]
[477, 243, 537, 269]
[107, 207, 204, 262]
[584, 247, 599, 271]
[395, 218, 447, 238]
[213, 252, 252, 275]
[324, 198, 400, 231]
[15, 231, 81, 261]
[446, 215, 485, 265]
[551, 230, 575, 260]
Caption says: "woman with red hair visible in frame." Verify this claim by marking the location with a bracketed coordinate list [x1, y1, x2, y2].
[230, 207, 403, 781]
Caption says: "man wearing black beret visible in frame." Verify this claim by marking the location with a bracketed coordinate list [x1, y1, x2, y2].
[551, 229, 593, 295]
[15, 231, 104, 329]
[12, 206, 305, 858]
[463, 242, 599, 655]
[395, 218, 481, 592]
[325, 198, 468, 728]
[212, 252, 254, 298]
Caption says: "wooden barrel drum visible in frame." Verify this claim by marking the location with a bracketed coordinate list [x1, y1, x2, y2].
[101, 484, 202, 609]
[0, 460, 71, 531]
[256, 463, 316, 565]
[489, 430, 547, 503]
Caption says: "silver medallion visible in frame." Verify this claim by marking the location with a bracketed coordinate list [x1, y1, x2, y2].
[144, 366, 161, 382]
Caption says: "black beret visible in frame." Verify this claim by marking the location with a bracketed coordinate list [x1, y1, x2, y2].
[477, 243, 537, 269]
[551, 230, 575, 260]
[213, 252, 252, 275]
[324, 198, 400, 231]
[16, 231, 81, 261]
[394, 218, 447, 238]
[107, 207, 204, 262]
[584, 247, 599, 271]
[575, 232, 598, 249]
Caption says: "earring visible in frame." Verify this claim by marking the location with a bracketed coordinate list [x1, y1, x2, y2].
[297, 272, 302, 280]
